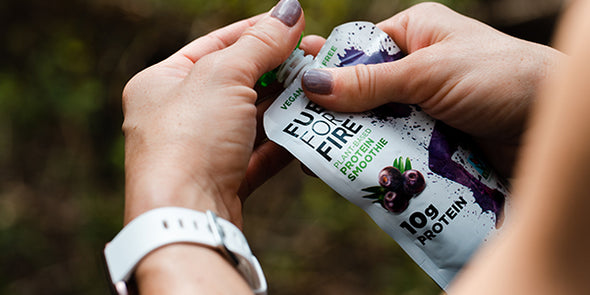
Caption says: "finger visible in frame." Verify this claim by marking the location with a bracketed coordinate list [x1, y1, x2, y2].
[299, 35, 325, 56]
[377, 2, 474, 53]
[168, 14, 265, 65]
[300, 3, 471, 113]
[301, 3, 458, 113]
[376, 3, 440, 54]
[238, 141, 294, 200]
[301, 50, 440, 112]
[214, 0, 305, 86]
[376, 9, 411, 54]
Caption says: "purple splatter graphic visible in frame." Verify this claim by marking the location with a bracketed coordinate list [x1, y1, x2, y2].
[336, 47, 405, 67]
[373, 103, 413, 119]
[363, 108, 506, 227]
[428, 123, 505, 228]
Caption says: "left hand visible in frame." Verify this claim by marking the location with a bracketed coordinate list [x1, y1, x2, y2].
[122, 3, 304, 226]
[120, 1, 305, 294]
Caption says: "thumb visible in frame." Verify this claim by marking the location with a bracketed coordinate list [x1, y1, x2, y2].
[220, 0, 304, 86]
[301, 53, 434, 112]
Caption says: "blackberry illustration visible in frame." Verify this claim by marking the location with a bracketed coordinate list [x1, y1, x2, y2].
[378, 166, 403, 191]
[362, 157, 426, 213]
[402, 169, 425, 195]
[382, 191, 410, 213]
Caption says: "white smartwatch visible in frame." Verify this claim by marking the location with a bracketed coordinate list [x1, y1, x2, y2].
[103, 207, 267, 295]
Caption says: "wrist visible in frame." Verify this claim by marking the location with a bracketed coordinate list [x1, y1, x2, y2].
[124, 156, 243, 226]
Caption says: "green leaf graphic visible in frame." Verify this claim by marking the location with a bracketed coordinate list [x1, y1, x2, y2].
[362, 193, 381, 199]
[362, 186, 384, 193]
[393, 157, 413, 173]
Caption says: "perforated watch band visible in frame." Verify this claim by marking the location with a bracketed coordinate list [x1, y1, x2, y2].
[103, 207, 267, 295]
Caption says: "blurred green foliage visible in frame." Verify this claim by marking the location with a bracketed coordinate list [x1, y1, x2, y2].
[0, 0, 559, 294]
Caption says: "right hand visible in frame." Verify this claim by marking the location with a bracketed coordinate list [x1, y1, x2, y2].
[300, 2, 564, 177]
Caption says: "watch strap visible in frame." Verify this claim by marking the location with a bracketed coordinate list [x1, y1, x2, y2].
[103, 207, 267, 295]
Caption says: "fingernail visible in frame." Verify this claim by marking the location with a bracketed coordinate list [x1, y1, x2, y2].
[271, 0, 302, 27]
[302, 69, 333, 94]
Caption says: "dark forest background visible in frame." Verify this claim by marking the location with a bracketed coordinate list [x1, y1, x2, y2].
[0, 0, 564, 294]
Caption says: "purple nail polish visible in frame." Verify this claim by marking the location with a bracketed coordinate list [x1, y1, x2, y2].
[302, 69, 333, 94]
[271, 0, 302, 27]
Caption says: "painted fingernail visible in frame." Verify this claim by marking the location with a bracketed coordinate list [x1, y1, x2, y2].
[271, 0, 302, 27]
[302, 69, 333, 94]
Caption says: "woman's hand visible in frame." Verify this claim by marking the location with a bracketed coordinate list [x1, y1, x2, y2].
[122, 0, 303, 225]
[300, 2, 564, 177]
[120, 0, 303, 293]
